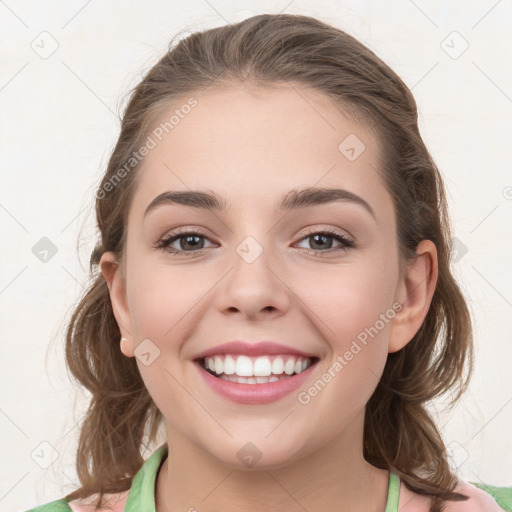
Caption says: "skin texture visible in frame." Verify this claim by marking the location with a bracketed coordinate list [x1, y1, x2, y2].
[100, 83, 439, 512]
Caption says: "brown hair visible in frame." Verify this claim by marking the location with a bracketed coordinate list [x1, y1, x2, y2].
[64, 13, 473, 512]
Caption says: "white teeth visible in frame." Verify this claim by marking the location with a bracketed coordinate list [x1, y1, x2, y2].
[223, 354, 236, 375]
[203, 354, 314, 378]
[284, 358, 295, 375]
[253, 356, 271, 376]
[235, 355, 253, 377]
[272, 357, 284, 374]
[220, 374, 288, 384]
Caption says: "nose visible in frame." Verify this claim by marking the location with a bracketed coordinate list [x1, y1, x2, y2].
[216, 240, 291, 320]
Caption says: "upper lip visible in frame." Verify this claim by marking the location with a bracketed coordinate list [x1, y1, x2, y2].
[193, 341, 318, 360]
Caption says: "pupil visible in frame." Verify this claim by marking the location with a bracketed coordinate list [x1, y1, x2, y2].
[182, 235, 203, 250]
[311, 234, 332, 250]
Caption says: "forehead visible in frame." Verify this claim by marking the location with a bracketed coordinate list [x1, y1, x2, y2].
[128, 83, 393, 225]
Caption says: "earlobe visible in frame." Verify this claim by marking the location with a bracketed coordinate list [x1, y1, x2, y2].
[99, 251, 136, 358]
[120, 337, 135, 358]
[388, 240, 438, 353]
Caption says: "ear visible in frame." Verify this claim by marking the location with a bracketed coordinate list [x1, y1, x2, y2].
[388, 240, 438, 353]
[99, 251, 136, 358]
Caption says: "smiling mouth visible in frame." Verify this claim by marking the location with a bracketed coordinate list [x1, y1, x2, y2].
[197, 354, 319, 384]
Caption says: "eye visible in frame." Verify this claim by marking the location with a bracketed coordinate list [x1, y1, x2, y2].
[154, 227, 355, 257]
[154, 228, 215, 256]
[295, 228, 355, 255]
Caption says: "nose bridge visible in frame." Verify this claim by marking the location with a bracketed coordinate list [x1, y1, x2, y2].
[218, 232, 290, 317]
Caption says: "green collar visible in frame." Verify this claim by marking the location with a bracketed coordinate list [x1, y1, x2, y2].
[385, 472, 400, 512]
[124, 443, 168, 512]
[123, 443, 400, 512]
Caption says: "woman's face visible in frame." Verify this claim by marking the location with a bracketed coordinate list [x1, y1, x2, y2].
[101, 83, 433, 469]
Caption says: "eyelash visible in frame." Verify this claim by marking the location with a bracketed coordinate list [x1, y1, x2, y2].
[154, 227, 355, 257]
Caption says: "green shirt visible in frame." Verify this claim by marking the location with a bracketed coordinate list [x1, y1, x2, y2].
[25, 443, 512, 511]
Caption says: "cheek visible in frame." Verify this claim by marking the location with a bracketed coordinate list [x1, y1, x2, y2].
[127, 259, 207, 341]
[295, 258, 397, 414]
[294, 263, 396, 427]
[298, 259, 398, 346]
[125, 263, 203, 419]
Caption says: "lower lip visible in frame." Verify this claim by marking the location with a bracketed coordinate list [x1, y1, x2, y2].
[194, 360, 317, 404]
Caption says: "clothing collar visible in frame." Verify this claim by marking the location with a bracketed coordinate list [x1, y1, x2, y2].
[124, 443, 168, 512]
[123, 443, 400, 512]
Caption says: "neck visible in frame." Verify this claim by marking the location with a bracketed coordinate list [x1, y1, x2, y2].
[155, 409, 389, 512]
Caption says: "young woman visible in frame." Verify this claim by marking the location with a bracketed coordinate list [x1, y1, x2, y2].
[27, 13, 511, 512]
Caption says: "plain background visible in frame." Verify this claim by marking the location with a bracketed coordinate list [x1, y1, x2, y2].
[1, 1, 511, 510]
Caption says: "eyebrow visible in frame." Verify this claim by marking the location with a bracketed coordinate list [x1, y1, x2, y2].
[143, 186, 376, 219]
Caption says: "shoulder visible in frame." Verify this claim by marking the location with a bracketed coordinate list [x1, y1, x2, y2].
[398, 479, 512, 512]
[436, 482, 511, 512]
[24, 498, 72, 512]
[25, 491, 129, 512]
[446, 482, 512, 512]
